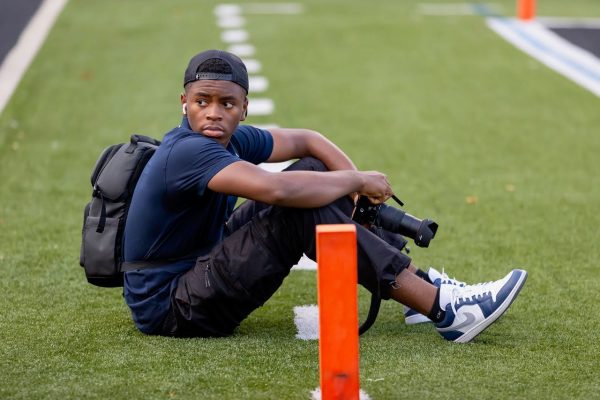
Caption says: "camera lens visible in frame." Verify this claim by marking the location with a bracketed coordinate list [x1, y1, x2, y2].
[378, 204, 438, 247]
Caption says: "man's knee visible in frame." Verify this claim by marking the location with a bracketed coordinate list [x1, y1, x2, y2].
[284, 157, 328, 172]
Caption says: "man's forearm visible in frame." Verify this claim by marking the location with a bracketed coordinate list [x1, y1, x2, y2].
[209, 159, 391, 207]
[305, 130, 357, 172]
[268, 170, 363, 208]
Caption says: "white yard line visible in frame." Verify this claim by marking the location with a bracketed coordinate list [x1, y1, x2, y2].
[293, 304, 319, 340]
[214, 4, 242, 17]
[0, 0, 68, 114]
[216, 15, 245, 29]
[291, 254, 317, 270]
[228, 43, 256, 57]
[259, 161, 293, 172]
[252, 123, 280, 130]
[311, 387, 372, 400]
[247, 98, 274, 116]
[215, 2, 304, 125]
[249, 75, 269, 92]
[243, 59, 262, 74]
[221, 29, 249, 43]
[487, 18, 600, 97]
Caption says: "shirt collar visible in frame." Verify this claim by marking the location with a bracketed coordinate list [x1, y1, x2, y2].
[180, 116, 192, 130]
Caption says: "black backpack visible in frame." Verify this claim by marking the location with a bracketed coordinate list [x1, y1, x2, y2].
[79, 134, 161, 287]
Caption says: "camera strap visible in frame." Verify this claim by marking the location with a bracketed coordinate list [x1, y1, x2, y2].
[359, 293, 381, 335]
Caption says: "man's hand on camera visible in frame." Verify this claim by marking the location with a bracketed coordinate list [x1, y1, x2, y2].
[357, 171, 393, 205]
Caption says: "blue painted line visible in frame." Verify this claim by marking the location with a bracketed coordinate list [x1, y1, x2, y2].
[490, 17, 600, 84]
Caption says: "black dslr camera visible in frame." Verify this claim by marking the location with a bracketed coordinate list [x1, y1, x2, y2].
[352, 195, 438, 248]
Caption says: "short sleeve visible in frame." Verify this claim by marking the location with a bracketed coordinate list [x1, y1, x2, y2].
[230, 125, 273, 164]
[165, 135, 239, 197]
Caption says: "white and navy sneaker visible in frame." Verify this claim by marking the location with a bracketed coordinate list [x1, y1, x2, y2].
[435, 269, 528, 343]
[404, 267, 467, 325]
[404, 307, 433, 325]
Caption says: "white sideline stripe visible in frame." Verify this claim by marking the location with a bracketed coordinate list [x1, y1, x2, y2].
[249, 75, 269, 92]
[487, 18, 600, 98]
[228, 43, 256, 57]
[0, 0, 68, 115]
[243, 3, 303, 15]
[311, 388, 372, 400]
[292, 254, 317, 270]
[243, 59, 262, 74]
[221, 29, 249, 43]
[217, 15, 245, 29]
[293, 305, 319, 340]
[214, 4, 242, 17]
[259, 161, 293, 172]
[247, 98, 273, 115]
[538, 17, 600, 29]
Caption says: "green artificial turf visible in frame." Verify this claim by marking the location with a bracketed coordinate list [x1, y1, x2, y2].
[1, 0, 599, 398]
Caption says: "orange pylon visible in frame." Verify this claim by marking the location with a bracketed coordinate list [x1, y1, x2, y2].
[518, 0, 536, 20]
[316, 224, 360, 400]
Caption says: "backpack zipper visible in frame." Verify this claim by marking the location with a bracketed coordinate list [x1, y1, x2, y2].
[204, 264, 211, 288]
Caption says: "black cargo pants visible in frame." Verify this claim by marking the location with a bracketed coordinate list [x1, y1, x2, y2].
[162, 157, 412, 337]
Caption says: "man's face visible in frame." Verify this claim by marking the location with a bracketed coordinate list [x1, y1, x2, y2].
[181, 80, 248, 146]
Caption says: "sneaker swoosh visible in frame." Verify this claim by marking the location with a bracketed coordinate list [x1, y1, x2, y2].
[437, 311, 477, 332]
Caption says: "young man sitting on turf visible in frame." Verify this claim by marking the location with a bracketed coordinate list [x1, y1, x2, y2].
[122, 49, 527, 343]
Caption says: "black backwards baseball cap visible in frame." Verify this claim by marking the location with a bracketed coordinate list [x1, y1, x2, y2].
[183, 49, 249, 93]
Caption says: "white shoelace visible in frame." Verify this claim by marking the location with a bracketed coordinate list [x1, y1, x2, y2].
[439, 268, 467, 287]
[454, 282, 496, 305]
[446, 284, 493, 317]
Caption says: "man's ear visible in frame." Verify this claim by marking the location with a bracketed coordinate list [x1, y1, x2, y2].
[180, 93, 187, 115]
[240, 97, 248, 121]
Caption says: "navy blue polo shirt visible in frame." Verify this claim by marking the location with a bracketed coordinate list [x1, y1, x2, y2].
[123, 117, 273, 334]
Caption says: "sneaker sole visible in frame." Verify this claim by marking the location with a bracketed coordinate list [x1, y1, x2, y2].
[453, 269, 528, 343]
[404, 313, 432, 325]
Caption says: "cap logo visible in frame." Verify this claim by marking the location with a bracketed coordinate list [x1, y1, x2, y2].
[195, 72, 234, 81]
